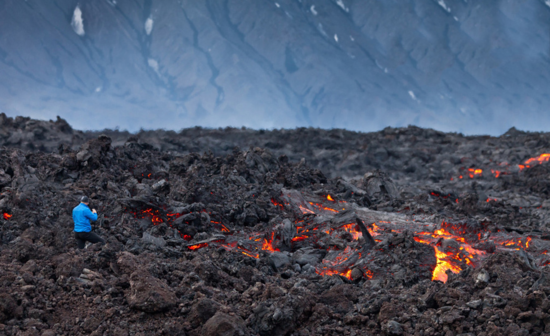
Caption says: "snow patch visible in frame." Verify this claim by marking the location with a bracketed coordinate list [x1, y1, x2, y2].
[275, 2, 280, 8]
[335, 0, 349, 12]
[334, 34, 338, 42]
[375, 59, 389, 73]
[105, 0, 116, 6]
[95, 86, 102, 93]
[317, 23, 327, 37]
[145, 17, 153, 35]
[436, 0, 451, 13]
[310, 5, 317, 15]
[408, 91, 417, 100]
[454, 16, 459, 21]
[350, 35, 355, 41]
[545, 0, 550, 8]
[148, 59, 159, 73]
[71, 6, 85, 36]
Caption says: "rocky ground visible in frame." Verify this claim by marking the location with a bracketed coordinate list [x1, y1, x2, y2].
[1, 115, 550, 335]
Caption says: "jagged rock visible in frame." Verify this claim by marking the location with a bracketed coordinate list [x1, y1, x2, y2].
[383, 320, 403, 335]
[0, 116, 549, 336]
[292, 247, 326, 266]
[0, 293, 16, 323]
[188, 299, 222, 329]
[268, 252, 291, 271]
[142, 232, 166, 248]
[126, 272, 176, 313]
[201, 312, 246, 336]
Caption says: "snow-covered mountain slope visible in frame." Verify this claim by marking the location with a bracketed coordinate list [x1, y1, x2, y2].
[1, 0, 550, 134]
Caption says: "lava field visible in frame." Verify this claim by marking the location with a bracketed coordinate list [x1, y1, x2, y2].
[2, 115, 550, 335]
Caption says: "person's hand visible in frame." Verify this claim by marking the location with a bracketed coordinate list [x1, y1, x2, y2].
[92, 209, 97, 214]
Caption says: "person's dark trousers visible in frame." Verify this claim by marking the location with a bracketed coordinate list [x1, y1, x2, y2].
[75, 231, 105, 249]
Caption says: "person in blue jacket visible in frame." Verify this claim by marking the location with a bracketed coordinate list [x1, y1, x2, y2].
[73, 196, 105, 249]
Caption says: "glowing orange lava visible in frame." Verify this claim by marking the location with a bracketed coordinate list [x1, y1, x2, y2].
[299, 205, 315, 214]
[308, 202, 338, 213]
[432, 246, 462, 282]
[521, 153, 550, 170]
[262, 232, 279, 252]
[188, 243, 208, 250]
[467, 168, 483, 178]
[339, 224, 361, 240]
[238, 247, 259, 259]
[500, 237, 531, 250]
[271, 198, 284, 209]
[327, 195, 334, 201]
[3, 213, 12, 220]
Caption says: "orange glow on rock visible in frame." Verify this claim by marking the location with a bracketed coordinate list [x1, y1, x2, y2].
[467, 168, 483, 178]
[262, 232, 279, 252]
[299, 205, 315, 214]
[522, 153, 550, 170]
[317, 268, 353, 280]
[432, 246, 461, 282]
[291, 235, 308, 242]
[3, 213, 12, 220]
[308, 202, 338, 213]
[341, 223, 362, 240]
[271, 198, 284, 209]
[188, 243, 208, 250]
[238, 247, 259, 259]
[327, 195, 335, 201]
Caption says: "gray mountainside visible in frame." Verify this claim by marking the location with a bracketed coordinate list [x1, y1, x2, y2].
[1, 0, 550, 134]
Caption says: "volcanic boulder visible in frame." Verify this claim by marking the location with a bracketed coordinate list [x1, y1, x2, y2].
[318, 284, 359, 313]
[201, 312, 247, 336]
[0, 293, 17, 323]
[188, 298, 222, 329]
[268, 252, 291, 271]
[76, 134, 112, 170]
[116, 251, 176, 313]
[126, 271, 176, 313]
[292, 247, 327, 266]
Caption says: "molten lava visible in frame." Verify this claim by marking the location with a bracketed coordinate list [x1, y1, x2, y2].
[341, 223, 362, 240]
[188, 243, 208, 250]
[3, 213, 12, 220]
[299, 205, 315, 214]
[431, 246, 462, 282]
[521, 153, 550, 170]
[308, 202, 338, 213]
[144, 187, 540, 286]
[238, 247, 259, 259]
[262, 232, 279, 252]
[491, 169, 501, 178]
[452, 153, 550, 180]
[271, 198, 284, 209]
[467, 168, 483, 178]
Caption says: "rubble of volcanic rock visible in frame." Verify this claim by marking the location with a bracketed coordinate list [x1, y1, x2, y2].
[2, 119, 550, 334]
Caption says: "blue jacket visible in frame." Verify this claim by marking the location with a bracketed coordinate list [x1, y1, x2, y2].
[73, 203, 98, 232]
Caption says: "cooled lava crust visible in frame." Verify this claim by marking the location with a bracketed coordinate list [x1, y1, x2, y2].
[1, 115, 550, 335]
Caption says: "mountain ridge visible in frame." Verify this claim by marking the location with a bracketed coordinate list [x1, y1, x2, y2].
[1, 0, 550, 134]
